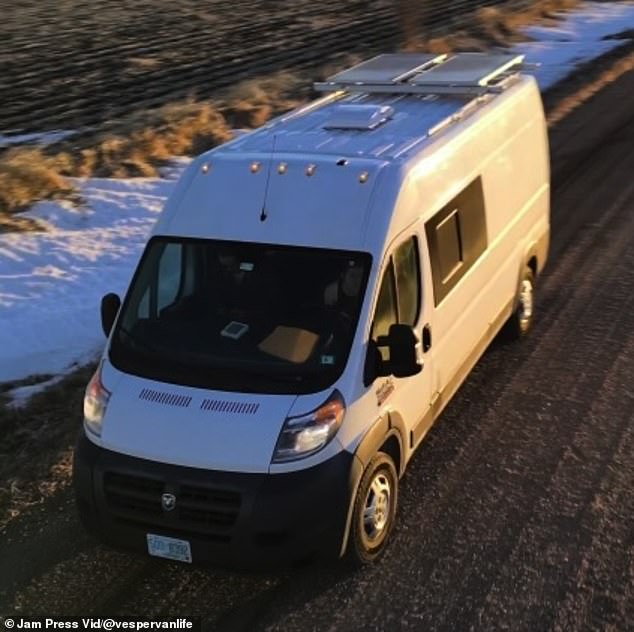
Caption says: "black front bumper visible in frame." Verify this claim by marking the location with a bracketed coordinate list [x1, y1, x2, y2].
[73, 432, 361, 570]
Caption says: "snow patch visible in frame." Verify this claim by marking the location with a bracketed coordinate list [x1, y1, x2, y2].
[517, 1, 634, 90]
[0, 174, 183, 383]
[0, 129, 77, 149]
[6, 374, 67, 409]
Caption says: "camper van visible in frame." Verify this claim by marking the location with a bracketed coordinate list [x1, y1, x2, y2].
[74, 53, 550, 568]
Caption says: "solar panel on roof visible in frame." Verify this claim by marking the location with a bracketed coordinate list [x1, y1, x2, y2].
[326, 53, 447, 85]
[410, 53, 524, 87]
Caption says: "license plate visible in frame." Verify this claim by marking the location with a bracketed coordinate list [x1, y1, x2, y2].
[147, 533, 192, 563]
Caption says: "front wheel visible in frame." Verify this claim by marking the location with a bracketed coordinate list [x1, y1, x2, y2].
[344, 452, 398, 567]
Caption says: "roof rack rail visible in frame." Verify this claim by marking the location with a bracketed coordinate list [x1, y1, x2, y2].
[314, 53, 526, 96]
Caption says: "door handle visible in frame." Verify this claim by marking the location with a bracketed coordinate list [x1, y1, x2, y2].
[422, 324, 432, 352]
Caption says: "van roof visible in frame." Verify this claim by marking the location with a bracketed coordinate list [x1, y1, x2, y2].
[219, 52, 528, 164]
[157, 54, 538, 252]
[222, 91, 479, 163]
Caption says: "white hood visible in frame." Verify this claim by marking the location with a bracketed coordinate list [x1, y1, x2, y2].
[99, 371, 296, 473]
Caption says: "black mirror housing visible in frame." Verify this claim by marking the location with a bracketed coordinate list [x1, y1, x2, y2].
[100, 293, 121, 337]
[386, 324, 422, 378]
[365, 324, 422, 385]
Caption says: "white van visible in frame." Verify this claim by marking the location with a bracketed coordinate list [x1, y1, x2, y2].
[74, 53, 550, 568]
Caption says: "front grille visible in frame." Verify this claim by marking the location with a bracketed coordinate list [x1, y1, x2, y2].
[103, 472, 242, 540]
[104, 472, 163, 515]
[179, 484, 241, 527]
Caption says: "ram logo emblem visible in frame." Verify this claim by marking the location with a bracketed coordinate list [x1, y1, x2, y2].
[161, 492, 177, 512]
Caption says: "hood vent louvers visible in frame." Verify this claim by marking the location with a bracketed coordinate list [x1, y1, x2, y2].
[139, 388, 192, 408]
[324, 104, 394, 131]
[200, 399, 260, 415]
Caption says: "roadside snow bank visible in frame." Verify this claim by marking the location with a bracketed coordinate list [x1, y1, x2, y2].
[0, 173, 182, 382]
[517, 1, 634, 88]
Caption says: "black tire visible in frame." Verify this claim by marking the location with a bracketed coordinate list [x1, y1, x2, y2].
[344, 451, 398, 567]
[502, 266, 535, 341]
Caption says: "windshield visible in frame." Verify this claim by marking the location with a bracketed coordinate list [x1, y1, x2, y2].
[109, 237, 372, 394]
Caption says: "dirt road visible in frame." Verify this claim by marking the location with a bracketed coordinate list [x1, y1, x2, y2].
[1, 47, 634, 632]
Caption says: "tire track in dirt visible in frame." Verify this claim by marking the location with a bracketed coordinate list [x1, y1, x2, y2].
[476, 306, 634, 630]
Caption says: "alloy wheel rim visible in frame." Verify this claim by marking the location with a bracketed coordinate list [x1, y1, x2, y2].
[519, 278, 533, 328]
[362, 472, 392, 542]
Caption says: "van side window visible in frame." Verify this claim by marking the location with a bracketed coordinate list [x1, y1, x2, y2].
[425, 177, 487, 305]
[371, 237, 421, 360]
[137, 243, 183, 318]
[371, 265, 397, 360]
[393, 236, 421, 326]
[435, 210, 462, 283]
[157, 244, 183, 311]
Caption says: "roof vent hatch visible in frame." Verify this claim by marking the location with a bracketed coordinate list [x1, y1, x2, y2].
[324, 104, 394, 131]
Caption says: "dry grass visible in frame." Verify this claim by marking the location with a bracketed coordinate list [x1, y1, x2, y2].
[220, 71, 308, 129]
[424, 0, 580, 52]
[478, 0, 580, 34]
[0, 72, 308, 228]
[60, 71, 306, 179]
[0, 365, 96, 531]
[61, 101, 233, 179]
[0, 149, 74, 215]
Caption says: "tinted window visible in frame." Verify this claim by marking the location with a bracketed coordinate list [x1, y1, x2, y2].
[110, 237, 372, 395]
[393, 236, 421, 326]
[371, 237, 422, 362]
[426, 177, 487, 305]
[371, 265, 397, 361]
[137, 243, 183, 319]
[157, 243, 183, 311]
[435, 210, 462, 283]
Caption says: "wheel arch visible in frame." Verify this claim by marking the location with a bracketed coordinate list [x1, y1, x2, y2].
[353, 411, 406, 477]
[340, 410, 406, 557]
[523, 238, 544, 278]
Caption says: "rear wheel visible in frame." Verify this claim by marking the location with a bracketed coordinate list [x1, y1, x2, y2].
[502, 266, 535, 340]
[344, 451, 398, 567]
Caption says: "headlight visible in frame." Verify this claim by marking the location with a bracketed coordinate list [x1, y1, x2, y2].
[83, 362, 111, 437]
[272, 390, 345, 463]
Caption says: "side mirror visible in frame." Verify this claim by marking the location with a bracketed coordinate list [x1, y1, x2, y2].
[100, 293, 121, 337]
[364, 324, 423, 385]
[383, 324, 422, 378]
